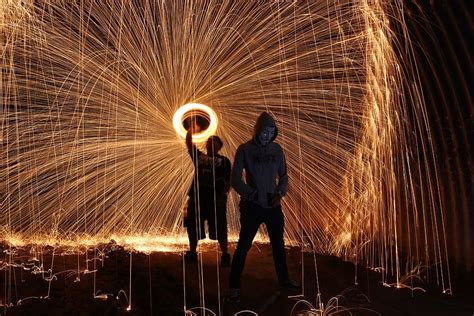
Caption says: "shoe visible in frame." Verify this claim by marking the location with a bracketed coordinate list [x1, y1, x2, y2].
[228, 288, 240, 303]
[184, 251, 197, 263]
[279, 279, 301, 291]
[221, 253, 231, 267]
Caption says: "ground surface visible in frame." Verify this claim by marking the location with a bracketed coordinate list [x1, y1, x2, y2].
[1, 242, 473, 315]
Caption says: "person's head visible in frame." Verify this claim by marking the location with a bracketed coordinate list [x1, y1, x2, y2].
[184, 116, 205, 133]
[253, 112, 278, 146]
[258, 126, 276, 146]
[206, 135, 223, 155]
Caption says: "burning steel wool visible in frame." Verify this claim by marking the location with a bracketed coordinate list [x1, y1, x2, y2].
[1, 0, 462, 312]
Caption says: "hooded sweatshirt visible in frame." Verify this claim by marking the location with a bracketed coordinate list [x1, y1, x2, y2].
[231, 112, 288, 208]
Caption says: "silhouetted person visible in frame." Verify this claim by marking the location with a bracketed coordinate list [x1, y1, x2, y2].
[184, 122, 232, 267]
[228, 112, 300, 302]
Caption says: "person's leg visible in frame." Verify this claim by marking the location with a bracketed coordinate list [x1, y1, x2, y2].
[218, 234, 228, 254]
[212, 197, 231, 266]
[189, 230, 198, 253]
[196, 198, 207, 242]
[217, 209, 231, 266]
[206, 198, 217, 242]
[186, 204, 198, 253]
[185, 207, 198, 262]
[264, 206, 289, 283]
[215, 198, 229, 254]
[229, 204, 262, 289]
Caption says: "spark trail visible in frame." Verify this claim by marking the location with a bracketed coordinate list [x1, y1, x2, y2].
[1, 0, 451, 292]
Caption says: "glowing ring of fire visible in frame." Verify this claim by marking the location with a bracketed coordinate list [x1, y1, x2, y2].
[173, 103, 218, 142]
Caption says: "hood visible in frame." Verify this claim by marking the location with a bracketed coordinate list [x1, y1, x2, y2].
[253, 112, 278, 145]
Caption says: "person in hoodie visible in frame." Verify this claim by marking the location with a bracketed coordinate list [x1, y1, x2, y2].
[184, 121, 232, 267]
[228, 112, 300, 302]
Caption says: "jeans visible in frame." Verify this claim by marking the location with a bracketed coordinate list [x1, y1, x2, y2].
[229, 201, 289, 288]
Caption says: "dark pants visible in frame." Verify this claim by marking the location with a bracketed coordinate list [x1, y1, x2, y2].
[185, 194, 228, 253]
[229, 202, 289, 288]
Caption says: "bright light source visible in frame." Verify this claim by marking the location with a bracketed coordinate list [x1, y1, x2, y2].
[173, 103, 218, 143]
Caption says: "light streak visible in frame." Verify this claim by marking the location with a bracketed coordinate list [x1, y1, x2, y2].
[172, 103, 218, 142]
[0, 231, 271, 253]
[289, 288, 377, 316]
[0, 0, 457, 305]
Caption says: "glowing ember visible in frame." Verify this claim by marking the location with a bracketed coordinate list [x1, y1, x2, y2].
[172, 103, 218, 142]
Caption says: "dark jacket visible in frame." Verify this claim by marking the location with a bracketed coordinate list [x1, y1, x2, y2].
[231, 112, 288, 208]
[187, 134, 231, 202]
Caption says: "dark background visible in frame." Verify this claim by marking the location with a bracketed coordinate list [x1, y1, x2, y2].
[403, 0, 473, 277]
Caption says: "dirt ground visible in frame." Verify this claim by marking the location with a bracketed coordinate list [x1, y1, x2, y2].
[1, 242, 473, 316]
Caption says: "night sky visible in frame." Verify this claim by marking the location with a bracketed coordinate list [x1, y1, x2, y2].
[403, 0, 473, 276]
